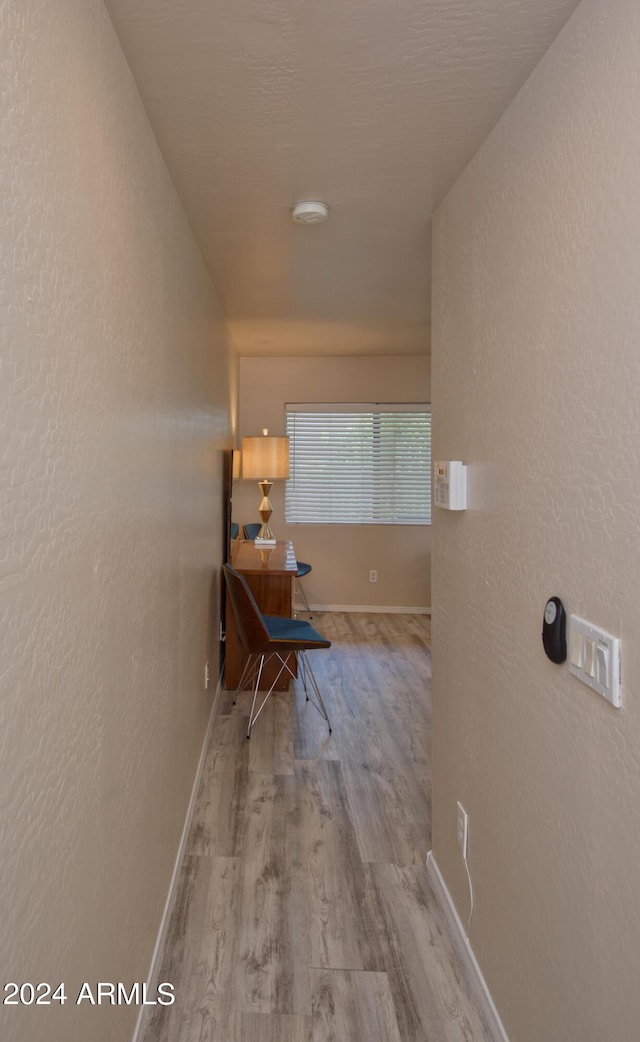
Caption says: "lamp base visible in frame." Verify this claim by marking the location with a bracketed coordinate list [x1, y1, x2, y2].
[254, 537, 277, 546]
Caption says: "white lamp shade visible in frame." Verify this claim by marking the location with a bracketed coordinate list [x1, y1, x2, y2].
[241, 435, 290, 480]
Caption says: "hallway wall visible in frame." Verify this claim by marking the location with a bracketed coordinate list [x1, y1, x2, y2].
[431, 1, 640, 1040]
[1, 2, 233, 1040]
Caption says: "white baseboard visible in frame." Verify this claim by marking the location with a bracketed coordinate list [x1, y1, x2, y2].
[295, 603, 431, 615]
[426, 851, 510, 1042]
[131, 676, 222, 1042]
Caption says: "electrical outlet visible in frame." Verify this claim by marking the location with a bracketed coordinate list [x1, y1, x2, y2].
[204, 662, 210, 690]
[369, 569, 378, 583]
[456, 801, 468, 860]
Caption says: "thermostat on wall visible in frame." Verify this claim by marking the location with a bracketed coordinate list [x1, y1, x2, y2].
[433, 461, 467, 510]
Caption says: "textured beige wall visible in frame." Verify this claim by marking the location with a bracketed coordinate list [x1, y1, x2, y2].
[234, 356, 430, 609]
[431, 1, 640, 1040]
[1, 2, 232, 1040]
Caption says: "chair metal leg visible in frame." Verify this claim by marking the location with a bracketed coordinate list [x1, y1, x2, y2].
[232, 654, 258, 705]
[298, 652, 332, 734]
[295, 576, 312, 617]
[247, 653, 293, 737]
[237, 648, 331, 740]
[247, 655, 265, 738]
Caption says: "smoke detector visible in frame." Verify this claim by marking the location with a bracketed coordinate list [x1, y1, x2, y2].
[292, 201, 329, 224]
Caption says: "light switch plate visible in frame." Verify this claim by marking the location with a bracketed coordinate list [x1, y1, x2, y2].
[568, 615, 622, 709]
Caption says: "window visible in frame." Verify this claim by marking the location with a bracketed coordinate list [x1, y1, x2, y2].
[285, 404, 431, 525]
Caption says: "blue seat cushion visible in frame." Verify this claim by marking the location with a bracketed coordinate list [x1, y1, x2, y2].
[263, 614, 330, 648]
[296, 560, 312, 577]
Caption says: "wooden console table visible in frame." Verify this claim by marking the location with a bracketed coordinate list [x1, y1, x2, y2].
[224, 539, 298, 690]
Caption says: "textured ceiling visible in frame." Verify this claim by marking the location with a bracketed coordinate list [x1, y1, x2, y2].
[104, 0, 580, 357]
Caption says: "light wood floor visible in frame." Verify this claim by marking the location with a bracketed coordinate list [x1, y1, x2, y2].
[143, 612, 491, 1042]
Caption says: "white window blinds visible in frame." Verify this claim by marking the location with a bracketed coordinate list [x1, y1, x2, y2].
[285, 404, 431, 525]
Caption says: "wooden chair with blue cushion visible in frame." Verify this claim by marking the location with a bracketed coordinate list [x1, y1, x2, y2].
[222, 564, 332, 739]
[242, 523, 314, 615]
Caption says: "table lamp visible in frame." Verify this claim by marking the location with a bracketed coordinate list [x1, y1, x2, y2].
[241, 429, 290, 545]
